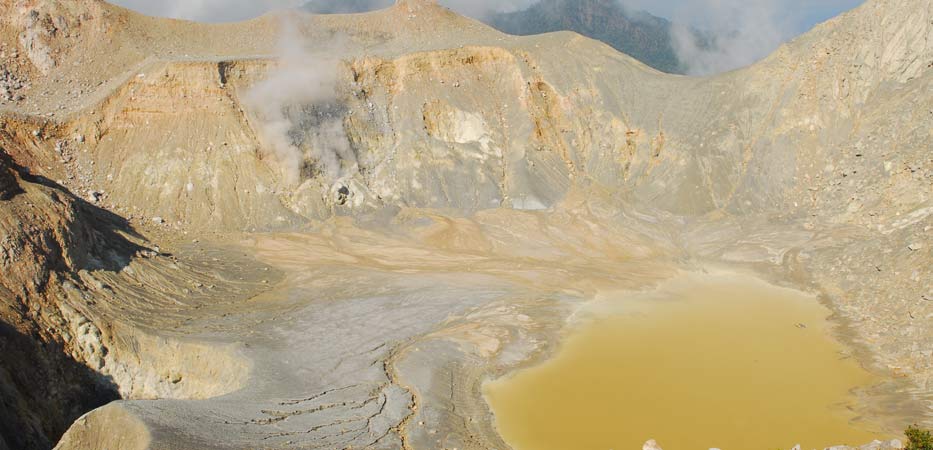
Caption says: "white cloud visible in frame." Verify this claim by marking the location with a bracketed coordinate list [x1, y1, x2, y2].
[668, 0, 790, 75]
[621, 0, 864, 75]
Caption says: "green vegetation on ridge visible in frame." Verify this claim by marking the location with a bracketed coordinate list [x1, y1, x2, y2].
[906, 425, 933, 450]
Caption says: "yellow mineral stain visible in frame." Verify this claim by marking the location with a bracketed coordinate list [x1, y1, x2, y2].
[485, 274, 888, 450]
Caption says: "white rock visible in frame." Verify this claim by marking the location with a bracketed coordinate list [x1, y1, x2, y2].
[86, 190, 101, 203]
[643, 439, 663, 450]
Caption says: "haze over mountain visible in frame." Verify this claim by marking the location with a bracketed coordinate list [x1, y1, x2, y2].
[487, 0, 683, 73]
[298, 0, 684, 72]
[113, 0, 865, 75]
[300, 0, 684, 72]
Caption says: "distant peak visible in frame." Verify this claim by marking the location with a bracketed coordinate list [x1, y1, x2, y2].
[391, 0, 451, 22]
[395, 0, 438, 10]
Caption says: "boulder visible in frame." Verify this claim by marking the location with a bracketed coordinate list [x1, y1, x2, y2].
[643, 439, 663, 450]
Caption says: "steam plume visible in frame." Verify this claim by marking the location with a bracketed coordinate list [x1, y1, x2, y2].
[243, 20, 354, 184]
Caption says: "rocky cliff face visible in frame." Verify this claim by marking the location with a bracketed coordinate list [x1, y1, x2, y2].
[0, 0, 930, 448]
[0, 152, 18, 199]
[0, 140, 261, 448]
[489, 0, 684, 73]
[0, 147, 120, 449]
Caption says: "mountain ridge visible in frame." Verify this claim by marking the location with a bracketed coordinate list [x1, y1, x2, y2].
[488, 0, 684, 73]
[299, 0, 687, 73]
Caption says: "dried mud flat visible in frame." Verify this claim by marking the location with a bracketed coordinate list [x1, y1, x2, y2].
[0, 0, 930, 449]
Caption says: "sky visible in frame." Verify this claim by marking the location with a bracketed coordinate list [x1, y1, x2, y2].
[107, 0, 867, 74]
[621, 0, 864, 33]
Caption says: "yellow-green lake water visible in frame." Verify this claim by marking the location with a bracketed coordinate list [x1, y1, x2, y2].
[485, 274, 888, 449]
